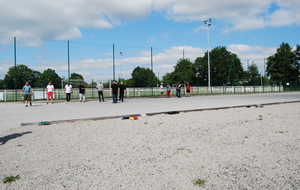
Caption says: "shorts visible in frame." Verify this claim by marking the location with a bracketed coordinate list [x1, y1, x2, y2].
[24, 94, 31, 101]
[186, 89, 190, 93]
[160, 91, 164, 95]
[47, 92, 53, 99]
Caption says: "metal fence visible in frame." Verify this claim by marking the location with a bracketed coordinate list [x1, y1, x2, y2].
[0, 85, 283, 102]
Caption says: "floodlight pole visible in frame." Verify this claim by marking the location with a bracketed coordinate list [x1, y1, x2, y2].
[113, 44, 115, 81]
[67, 40, 70, 83]
[204, 18, 212, 94]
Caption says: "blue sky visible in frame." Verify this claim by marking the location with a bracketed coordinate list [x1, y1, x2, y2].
[0, 0, 299, 83]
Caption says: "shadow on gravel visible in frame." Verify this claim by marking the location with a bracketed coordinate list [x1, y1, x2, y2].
[0, 131, 32, 145]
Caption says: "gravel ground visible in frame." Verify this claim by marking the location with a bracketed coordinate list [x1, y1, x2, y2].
[0, 103, 299, 190]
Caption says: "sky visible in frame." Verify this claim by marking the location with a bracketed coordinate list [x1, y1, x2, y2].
[0, 0, 299, 83]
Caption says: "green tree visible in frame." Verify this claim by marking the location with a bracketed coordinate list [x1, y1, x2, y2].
[162, 72, 175, 85]
[70, 72, 84, 80]
[162, 58, 195, 85]
[3, 64, 40, 89]
[131, 66, 159, 87]
[194, 46, 244, 86]
[294, 45, 300, 77]
[244, 62, 261, 85]
[0, 79, 4, 89]
[266, 42, 298, 85]
[194, 56, 208, 86]
[35, 68, 62, 88]
[68, 72, 84, 87]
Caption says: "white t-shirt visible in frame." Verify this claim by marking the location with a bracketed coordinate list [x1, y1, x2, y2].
[46, 85, 54, 92]
[160, 85, 164, 92]
[97, 83, 103, 91]
[65, 84, 72, 93]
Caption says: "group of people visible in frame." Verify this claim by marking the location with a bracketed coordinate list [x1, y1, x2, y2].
[160, 82, 191, 98]
[109, 81, 127, 103]
[95, 81, 127, 103]
[21, 80, 128, 107]
[21, 80, 189, 107]
[46, 82, 82, 104]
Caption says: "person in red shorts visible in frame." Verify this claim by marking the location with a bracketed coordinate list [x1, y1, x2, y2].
[46, 82, 55, 104]
[166, 83, 171, 98]
[186, 82, 191, 97]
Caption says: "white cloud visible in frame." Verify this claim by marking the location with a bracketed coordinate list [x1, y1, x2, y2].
[228, 44, 277, 72]
[0, 44, 278, 82]
[0, 0, 152, 42]
[0, 0, 299, 43]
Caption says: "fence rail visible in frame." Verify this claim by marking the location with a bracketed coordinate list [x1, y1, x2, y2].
[0, 85, 284, 102]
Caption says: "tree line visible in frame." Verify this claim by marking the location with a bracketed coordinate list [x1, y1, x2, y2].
[0, 42, 299, 89]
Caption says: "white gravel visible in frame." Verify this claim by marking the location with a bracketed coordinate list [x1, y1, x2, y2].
[0, 103, 299, 190]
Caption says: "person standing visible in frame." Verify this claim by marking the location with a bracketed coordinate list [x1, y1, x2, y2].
[160, 83, 164, 98]
[176, 82, 182, 98]
[118, 82, 127, 102]
[79, 82, 86, 102]
[96, 82, 105, 102]
[22, 81, 33, 107]
[166, 83, 171, 98]
[186, 82, 191, 97]
[46, 82, 55, 104]
[64, 83, 73, 103]
[110, 81, 119, 103]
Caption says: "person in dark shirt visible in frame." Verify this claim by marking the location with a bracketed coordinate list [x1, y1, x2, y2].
[79, 82, 86, 102]
[118, 82, 127, 102]
[110, 81, 119, 103]
[176, 82, 182, 98]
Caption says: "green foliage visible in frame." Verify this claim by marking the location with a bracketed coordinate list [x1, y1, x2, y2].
[0, 79, 4, 89]
[266, 42, 299, 84]
[131, 66, 160, 87]
[35, 68, 62, 88]
[194, 46, 244, 86]
[162, 58, 195, 85]
[294, 45, 300, 77]
[193, 178, 206, 187]
[3, 64, 41, 89]
[3, 175, 20, 183]
[68, 72, 84, 87]
[70, 72, 84, 80]
[243, 62, 261, 85]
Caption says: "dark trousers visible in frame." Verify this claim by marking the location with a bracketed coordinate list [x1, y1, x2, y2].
[66, 93, 71, 102]
[176, 89, 181, 97]
[112, 93, 118, 103]
[119, 93, 124, 102]
[98, 91, 104, 102]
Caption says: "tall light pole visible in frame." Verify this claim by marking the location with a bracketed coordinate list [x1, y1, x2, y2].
[203, 18, 212, 93]
[120, 52, 123, 81]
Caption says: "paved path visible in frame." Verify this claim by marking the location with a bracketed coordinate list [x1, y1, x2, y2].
[0, 92, 299, 132]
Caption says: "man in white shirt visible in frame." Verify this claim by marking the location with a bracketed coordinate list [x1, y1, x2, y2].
[64, 83, 73, 103]
[46, 82, 55, 104]
[96, 82, 105, 102]
[160, 83, 164, 98]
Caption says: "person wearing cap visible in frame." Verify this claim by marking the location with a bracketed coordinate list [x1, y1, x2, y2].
[160, 82, 164, 98]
